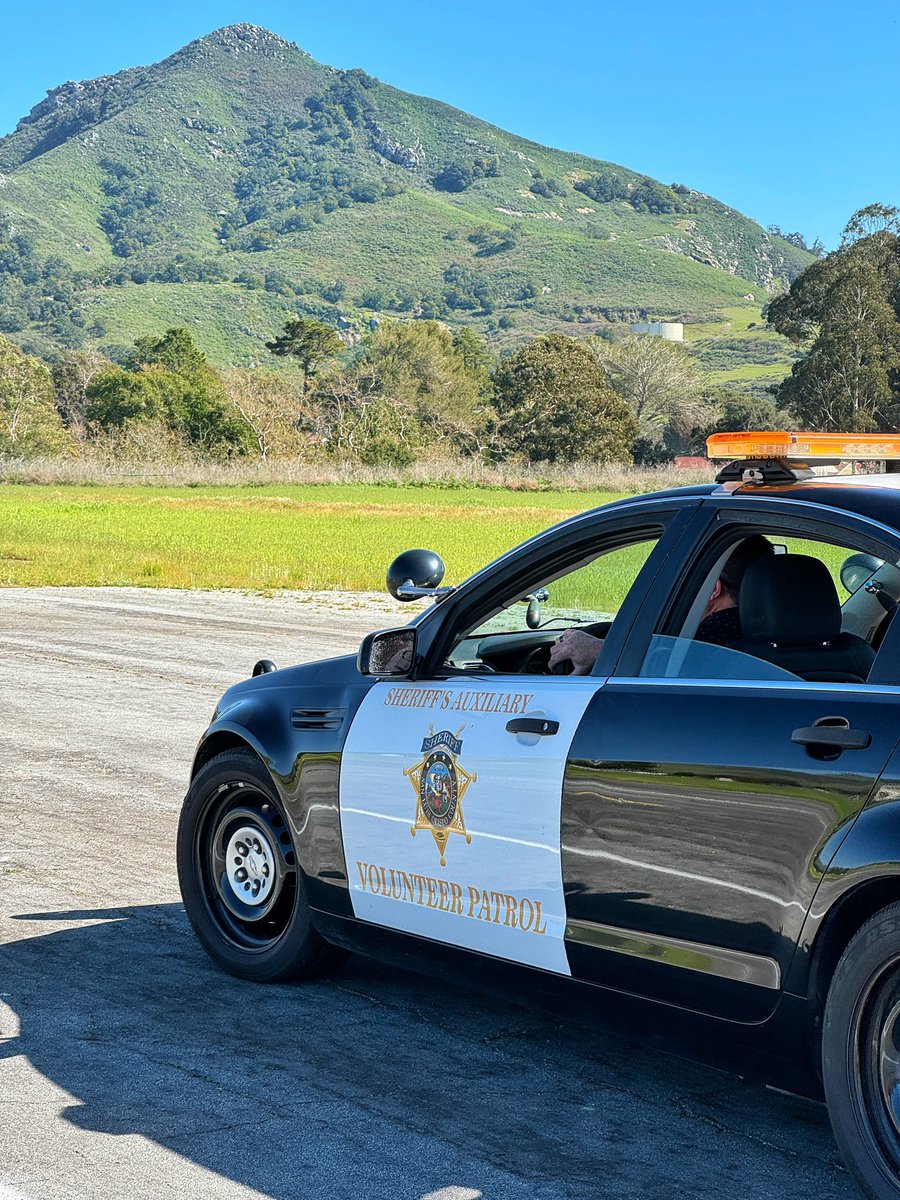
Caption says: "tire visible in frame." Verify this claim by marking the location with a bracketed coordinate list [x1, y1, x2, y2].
[176, 747, 337, 982]
[823, 902, 900, 1198]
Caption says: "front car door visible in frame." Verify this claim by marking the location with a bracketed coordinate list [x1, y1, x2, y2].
[561, 500, 900, 1020]
[339, 500, 698, 975]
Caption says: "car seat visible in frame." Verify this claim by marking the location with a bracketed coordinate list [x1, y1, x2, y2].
[730, 554, 875, 683]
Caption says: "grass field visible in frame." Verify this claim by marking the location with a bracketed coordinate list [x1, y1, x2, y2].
[0, 482, 861, 621]
[0, 483, 630, 594]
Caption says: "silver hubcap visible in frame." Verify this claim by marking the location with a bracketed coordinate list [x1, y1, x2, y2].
[225, 825, 275, 907]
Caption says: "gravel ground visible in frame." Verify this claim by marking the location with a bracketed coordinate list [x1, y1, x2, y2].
[0, 588, 855, 1200]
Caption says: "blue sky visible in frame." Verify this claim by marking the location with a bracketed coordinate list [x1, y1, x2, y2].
[1, 0, 897, 249]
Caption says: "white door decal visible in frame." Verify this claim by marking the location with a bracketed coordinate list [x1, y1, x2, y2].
[339, 677, 603, 975]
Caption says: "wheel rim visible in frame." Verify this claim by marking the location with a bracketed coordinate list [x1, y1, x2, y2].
[196, 782, 298, 953]
[853, 960, 900, 1175]
[224, 824, 276, 907]
[879, 998, 900, 1140]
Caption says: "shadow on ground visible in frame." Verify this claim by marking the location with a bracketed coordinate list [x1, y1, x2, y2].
[0, 904, 850, 1200]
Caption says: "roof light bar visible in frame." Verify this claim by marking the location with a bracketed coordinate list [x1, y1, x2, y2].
[706, 431, 900, 462]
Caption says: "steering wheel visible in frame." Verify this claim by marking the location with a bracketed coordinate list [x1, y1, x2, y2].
[523, 641, 574, 675]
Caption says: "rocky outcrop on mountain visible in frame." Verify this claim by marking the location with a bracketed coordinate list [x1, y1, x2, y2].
[179, 23, 304, 62]
[652, 224, 802, 290]
[369, 124, 425, 169]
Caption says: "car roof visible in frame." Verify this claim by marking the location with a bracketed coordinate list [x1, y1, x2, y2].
[721, 473, 900, 528]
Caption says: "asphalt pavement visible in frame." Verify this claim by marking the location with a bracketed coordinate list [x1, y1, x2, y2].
[0, 588, 855, 1200]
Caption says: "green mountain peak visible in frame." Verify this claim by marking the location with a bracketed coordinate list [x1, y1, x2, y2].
[0, 27, 812, 364]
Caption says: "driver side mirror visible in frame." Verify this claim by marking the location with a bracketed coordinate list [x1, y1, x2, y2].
[358, 627, 418, 677]
[386, 548, 454, 602]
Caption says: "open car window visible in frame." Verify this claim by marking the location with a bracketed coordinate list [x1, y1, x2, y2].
[444, 534, 661, 674]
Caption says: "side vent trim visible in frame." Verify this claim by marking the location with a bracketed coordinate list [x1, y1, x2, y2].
[291, 707, 347, 731]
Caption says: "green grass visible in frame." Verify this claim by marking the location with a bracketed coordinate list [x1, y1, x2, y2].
[0, 484, 863, 618]
[0, 483, 629, 592]
[681, 304, 799, 390]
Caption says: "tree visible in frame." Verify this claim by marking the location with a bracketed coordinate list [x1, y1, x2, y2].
[767, 225, 825, 257]
[0, 336, 69, 456]
[628, 178, 684, 215]
[591, 333, 711, 451]
[311, 365, 416, 466]
[574, 170, 630, 205]
[433, 163, 474, 193]
[265, 317, 342, 392]
[492, 334, 637, 463]
[841, 203, 900, 247]
[452, 326, 494, 381]
[52, 350, 111, 438]
[226, 370, 310, 460]
[131, 327, 208, 374]
[768, 213, 900, 431]
[144, 365, 250, 454]
[688, 387, 794, 454]
[85, 367, 163, 429]
[352, 320, 494, 455]
[87, 328, 252, 454]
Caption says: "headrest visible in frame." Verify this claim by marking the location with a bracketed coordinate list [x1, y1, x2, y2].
[740, 554, 841, 644]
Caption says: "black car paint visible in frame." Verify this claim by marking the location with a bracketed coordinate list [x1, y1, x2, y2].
[190, 478, 900, 1088]
[563, 681, 900, 1022]
[194, 653, 376, 914]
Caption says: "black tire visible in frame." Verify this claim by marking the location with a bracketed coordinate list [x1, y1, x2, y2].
[176, 747, 337, 982]
[823, 902, 900, 1198]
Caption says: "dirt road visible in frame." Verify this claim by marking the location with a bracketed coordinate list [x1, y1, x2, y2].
[0, 588, 852, 1200]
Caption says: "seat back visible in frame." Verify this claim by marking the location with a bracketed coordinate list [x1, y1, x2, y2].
[730, 554, 875, 683]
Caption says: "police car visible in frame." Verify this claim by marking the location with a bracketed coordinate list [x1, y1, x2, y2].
[178, 432, 900, 1200]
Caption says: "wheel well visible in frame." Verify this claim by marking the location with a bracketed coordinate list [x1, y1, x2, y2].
[192, 731, 261, 777]
[808, 878, 900, 1019]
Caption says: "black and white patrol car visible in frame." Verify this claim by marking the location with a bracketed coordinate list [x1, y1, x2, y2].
[178, 432, 900, 1199]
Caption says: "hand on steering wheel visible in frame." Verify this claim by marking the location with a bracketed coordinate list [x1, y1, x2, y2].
[547, 628, 603, 676]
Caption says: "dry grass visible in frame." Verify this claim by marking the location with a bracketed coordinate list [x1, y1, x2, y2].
[0, 452, 714, 492]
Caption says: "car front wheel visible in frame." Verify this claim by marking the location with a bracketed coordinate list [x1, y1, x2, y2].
[823, 902, 900, 1198]
[177, 747, 336, 982]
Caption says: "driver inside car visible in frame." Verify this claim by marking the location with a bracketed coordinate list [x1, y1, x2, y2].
[548, 535, 774, 675]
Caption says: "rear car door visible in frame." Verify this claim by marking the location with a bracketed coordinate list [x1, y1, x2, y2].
[561, 502, 900, 1020]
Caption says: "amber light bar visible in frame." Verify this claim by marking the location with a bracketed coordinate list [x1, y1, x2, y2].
[706, 431, 900, 461]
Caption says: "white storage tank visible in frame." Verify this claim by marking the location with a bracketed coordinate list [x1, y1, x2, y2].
[629, 320, 684, 342]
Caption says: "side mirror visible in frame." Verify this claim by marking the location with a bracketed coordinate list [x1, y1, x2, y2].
[358, 627, 418, 676]
[523, 587, 550, 629]
[387, 548, 453, 602]
[841, 552, 885, 595]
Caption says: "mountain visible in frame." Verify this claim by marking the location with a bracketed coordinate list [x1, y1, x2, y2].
[0, 24, 812, 364]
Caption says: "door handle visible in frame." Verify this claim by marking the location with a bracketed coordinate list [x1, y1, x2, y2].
[791, 725, 871, 751]
[506, 717, 559, 736]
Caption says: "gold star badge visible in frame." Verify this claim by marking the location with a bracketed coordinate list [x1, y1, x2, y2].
[405, 724, 476, 866]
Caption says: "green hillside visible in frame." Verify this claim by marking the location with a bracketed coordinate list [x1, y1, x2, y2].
[0, 24, 812, 365]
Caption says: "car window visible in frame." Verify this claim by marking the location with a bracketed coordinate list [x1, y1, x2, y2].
[640, 635, 800, 681]
[445, 533, 661, 674]
[636, 524, 900, 685]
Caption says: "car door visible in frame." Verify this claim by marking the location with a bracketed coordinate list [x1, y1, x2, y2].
[339, 503, 696, 975]
[561, 504, 900, 1021]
